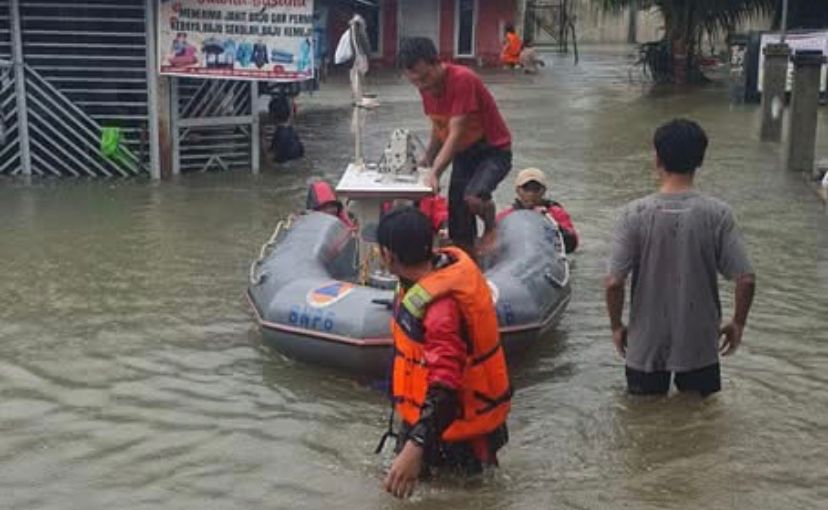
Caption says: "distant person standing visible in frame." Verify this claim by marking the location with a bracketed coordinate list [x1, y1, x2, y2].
[398, 37, 512, 255]
[605, 119, 756, 397]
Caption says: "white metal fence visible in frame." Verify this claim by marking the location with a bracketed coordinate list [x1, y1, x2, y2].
[173, 78, 256, 174]
[0, 0, 258, 178]
[0, 1, 20, 175]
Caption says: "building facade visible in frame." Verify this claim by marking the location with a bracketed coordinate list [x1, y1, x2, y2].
[319, 0, 517, 68]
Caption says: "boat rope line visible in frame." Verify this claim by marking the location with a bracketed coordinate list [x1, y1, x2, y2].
[542, 212, 571, 288]
[249, 214, 295, 285]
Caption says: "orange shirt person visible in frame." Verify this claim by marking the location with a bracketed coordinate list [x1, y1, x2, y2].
[500, 24, 522, 67]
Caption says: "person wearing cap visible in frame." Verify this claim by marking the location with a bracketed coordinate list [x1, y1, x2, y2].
[496, 168, 579, 254]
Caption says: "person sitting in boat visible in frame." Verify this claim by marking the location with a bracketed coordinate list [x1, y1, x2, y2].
[306, 180, 356, 230]
[377, 207, 511, 499]
[497, 168, 579, 253]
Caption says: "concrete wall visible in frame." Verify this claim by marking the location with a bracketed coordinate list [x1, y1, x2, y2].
[573, 1, 773, 45]
[574, 2, 663, 44]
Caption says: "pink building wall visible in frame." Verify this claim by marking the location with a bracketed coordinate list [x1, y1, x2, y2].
[326, 0, 516, 69]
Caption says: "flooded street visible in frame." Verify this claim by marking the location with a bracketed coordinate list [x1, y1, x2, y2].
[1, 48, 827, 509]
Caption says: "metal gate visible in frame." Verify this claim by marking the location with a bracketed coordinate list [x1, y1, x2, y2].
[0, 1, 20, 175]
[525, 0, 578, 54]
[0, 0, 150, 177]
[171, 78, 258, 175]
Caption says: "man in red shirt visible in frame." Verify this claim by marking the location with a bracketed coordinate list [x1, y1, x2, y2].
[399, 37, 513, 255]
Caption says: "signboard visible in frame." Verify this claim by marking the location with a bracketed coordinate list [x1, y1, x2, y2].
[757, 31, 828, 94]
[158, 0, 315, 82]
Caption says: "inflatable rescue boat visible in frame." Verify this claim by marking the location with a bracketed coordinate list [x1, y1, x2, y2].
[246, 15, 571, 378]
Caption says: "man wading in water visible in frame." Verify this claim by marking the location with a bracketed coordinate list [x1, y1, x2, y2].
[605, 119, 756, 396]
[398, 37, 513, 256]
[377, 207, 511, 499]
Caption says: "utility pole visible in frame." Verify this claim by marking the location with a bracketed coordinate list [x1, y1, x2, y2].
[785, 50, 826, 177]
[627, 0, 638, 44]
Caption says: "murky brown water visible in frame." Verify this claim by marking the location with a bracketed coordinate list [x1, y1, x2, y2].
[2, 48, 827, 509]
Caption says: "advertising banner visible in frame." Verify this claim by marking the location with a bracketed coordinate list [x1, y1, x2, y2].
[757, 31, 828, 94]
[158, 0, 315, 82]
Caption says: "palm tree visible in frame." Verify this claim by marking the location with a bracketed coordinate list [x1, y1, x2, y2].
[600, 0, 778, 84]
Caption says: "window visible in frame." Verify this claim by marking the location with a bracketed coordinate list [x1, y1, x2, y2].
[455, 0, 476, 57]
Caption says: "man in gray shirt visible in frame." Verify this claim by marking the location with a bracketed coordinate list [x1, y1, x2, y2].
[605, 119, 756, 396]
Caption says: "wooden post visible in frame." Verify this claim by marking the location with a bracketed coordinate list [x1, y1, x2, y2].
[171, 77, 180, 176]
[760, 43, 791, 143]
[627, 0, 638, 44]
[145, 0, 161, 179]
[157, 75, 173, 179]
[251, 82, 260, 175]
[786, 50, 826, 177]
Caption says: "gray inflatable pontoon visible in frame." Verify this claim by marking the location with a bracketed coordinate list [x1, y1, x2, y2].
[247, 209, 571, 379]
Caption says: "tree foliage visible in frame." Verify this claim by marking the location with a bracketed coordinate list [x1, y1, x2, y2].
[600, 0, 778, 82]
[600, 0, 777, 42]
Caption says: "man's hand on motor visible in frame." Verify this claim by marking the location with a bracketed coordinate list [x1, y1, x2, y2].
[425, 171, 440, 194]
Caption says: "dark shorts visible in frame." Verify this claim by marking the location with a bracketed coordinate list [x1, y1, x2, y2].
[626, 363, 721, 397]
[448, 142, 512, 249]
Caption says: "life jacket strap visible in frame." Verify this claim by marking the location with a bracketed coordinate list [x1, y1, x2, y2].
[471, 343, 503, 366]
[473, 387, 513, 415]
[374, 403, 399, 455]
[393, 347, 427, 367]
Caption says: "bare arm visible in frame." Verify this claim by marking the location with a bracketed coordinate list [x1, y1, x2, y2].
[605, 275, 628, 358]
[420, 126, 442, 167]
[733, 273, 756, 327]
[720, 273, 756, 356]
[430, 115, 467, 180]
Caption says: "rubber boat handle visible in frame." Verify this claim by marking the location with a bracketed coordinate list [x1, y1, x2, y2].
[371, 298, 394, 310]
[544, 270, 563, 288]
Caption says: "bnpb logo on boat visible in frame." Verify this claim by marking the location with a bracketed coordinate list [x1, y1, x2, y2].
[306, 281, 355, 308]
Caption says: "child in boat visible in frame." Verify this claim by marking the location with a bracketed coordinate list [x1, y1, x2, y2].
[496, 168, 579, 253]
[269, 95, 304, 164]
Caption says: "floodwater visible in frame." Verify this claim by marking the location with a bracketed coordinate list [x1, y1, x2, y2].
[1, 48, 827, 509]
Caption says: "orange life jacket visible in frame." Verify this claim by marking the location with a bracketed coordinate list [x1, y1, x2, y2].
[501, 32, 522, 65]
[391, 247, 511, 442]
